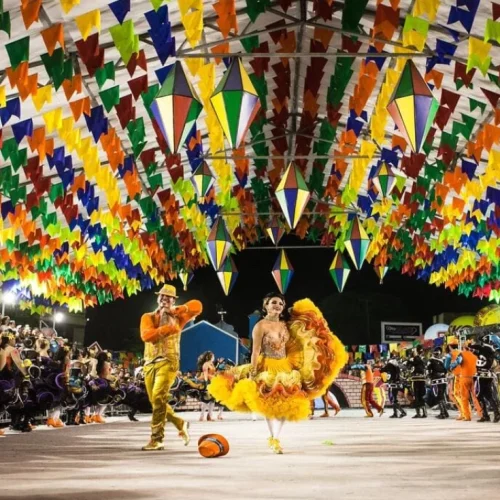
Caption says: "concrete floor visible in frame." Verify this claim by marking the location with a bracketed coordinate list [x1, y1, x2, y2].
[1, 409, 500, 500]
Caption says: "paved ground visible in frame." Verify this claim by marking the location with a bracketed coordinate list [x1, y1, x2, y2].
[1, 409, 500, 500]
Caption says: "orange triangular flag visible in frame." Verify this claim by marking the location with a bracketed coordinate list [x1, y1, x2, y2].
[18, 74, 38, 101]
[41, 24, 65, 56]
[62, 74, 82, 101]
[21, 0, 42, 28]
[27, 127, 45, 152]
[69, 96, 90, 121]
[6, 62, 28, 89]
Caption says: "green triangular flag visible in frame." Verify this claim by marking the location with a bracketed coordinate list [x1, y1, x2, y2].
[49, 183, 65, 204]
[150, 0, 164, 10]
[6, 36, 30, 69]
[10, 149, 27, 171]
[0, 10, 10, 37]
[99, 85, 120, 112]
[148, 173, 163, 191]
[469, 98, 487, 114]
[95, 62, 115, 89]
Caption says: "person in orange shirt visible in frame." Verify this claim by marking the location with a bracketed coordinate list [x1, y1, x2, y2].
[352, 360, 384, 417]
[140, 284, 203, 451]
[448, 342, 482, 421]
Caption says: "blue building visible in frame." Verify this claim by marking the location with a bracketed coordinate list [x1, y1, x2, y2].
[180, 320, 249, 372]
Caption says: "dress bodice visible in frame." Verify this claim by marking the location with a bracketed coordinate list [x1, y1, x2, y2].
[261, 322, 289, 359]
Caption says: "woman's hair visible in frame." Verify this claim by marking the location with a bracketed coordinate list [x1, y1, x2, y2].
[0, 334, 11, 350]
[197, 351, 214, 371]
[260, 292, 288, 320]
[96, 351, 110, 376]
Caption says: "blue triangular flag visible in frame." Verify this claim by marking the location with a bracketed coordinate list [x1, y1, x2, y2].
[109, 0, 130, 24]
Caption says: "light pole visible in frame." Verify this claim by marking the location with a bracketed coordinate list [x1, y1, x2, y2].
[1, 291, 16, 317]
[53, 311, 65, 329]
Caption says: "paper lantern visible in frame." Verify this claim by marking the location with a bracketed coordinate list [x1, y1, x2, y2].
[179, 271, 194, 291]
[372, 162, 397, 199]
[329, 252, 350, 293]
[206, 218, 232, 271]
[217, 257, 238, 296]
[272, 250, 294, 294]
[191, 162, 214, 200]
[344, 216, 370, 270]
[151, 61, 203, 154]
[387, 60, 438, 154]
[266, 216, 285, 246]
[374, 265, 388, 284]
[275, 162, 310, 230]
[210, 58, 261, 149]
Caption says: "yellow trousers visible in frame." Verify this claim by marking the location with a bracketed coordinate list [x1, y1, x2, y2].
[144, 359, 184, 442]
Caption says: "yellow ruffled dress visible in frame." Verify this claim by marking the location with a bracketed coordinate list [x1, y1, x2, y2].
[208, 298, 348, 421]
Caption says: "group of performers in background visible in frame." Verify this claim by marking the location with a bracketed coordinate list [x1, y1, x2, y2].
[3, 285, 500, 455]
[351, 334, 500, 423]
[0, 308, 230, 438]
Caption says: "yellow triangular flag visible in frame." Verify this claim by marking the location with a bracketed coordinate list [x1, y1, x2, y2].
[32, 85, 52, 112]
[75, 9, 101, 41]
[60, 0, 81, 14]
[43, 107, 63, 133]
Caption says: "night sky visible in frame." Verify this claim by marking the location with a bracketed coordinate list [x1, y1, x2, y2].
[85, 235, 487, 352]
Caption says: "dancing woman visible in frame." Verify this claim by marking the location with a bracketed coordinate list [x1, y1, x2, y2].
[209, 292, 347, 454]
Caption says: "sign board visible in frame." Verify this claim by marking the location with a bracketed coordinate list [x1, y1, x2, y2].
[381, 322, 422, 343]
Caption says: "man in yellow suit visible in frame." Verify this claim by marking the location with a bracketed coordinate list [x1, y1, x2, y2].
[140, 284, 203, 451]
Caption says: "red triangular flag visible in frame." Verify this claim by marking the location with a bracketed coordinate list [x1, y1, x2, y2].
[128, 74, 148, 100]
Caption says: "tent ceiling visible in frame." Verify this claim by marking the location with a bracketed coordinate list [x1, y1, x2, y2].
[0, 0, 499, 311]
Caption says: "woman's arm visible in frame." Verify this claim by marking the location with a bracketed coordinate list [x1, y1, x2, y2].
[251, 322, 264, 374]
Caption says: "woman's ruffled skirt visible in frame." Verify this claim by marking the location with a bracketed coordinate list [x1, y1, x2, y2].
[208, 298, 348, 422]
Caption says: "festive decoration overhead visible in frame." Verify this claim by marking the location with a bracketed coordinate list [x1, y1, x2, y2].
[344, 217, 370, 271]
[329, 252, 351, 293]
[151, 61, 202, 154]
[374, 266, 388, 284]
[191, 161, 214, 201]
[206, 218, 232, 271]
[216, 256, 238, 296]
[266, 216, 285, 246]
[275, 163, 310, 230]
[179, 271, 194, 291]
[372, 162, 397, 199]
[210, 57, 261, 149]
[0, 2, 499, 313]
[387, 60, 438, 154]
[272, 250, 294, 294]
